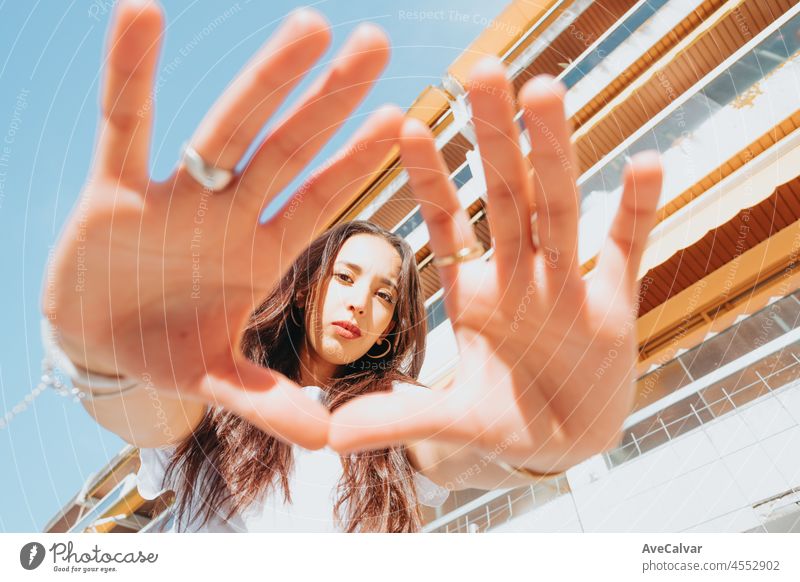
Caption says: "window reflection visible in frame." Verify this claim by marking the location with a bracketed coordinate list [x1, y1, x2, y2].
[636, 292, 800, 411]
[635, 360, 692, 411]
[579, 13, 800, 209]
[561, 0, 670, 89]
[606, 340, 800, 469]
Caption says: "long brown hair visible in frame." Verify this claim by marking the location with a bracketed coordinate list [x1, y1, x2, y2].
[161, 220, 429, 532]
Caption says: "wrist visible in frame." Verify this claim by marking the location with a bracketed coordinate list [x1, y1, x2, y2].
[41, 317, 140, 399]
[493, 459, 567, 481]
[46, 319, 123, 377]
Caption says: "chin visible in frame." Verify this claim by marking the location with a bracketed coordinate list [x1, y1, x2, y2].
[319, 339, 351, 364]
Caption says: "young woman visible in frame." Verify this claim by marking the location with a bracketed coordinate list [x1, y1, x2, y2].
[42, 1, 663, 533]
[139, 220, 449, 532]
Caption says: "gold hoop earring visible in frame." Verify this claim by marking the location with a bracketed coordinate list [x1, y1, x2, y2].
[366, 337, 392, 359]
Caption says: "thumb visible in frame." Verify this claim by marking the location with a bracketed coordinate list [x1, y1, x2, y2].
[195, 357, 330, 450]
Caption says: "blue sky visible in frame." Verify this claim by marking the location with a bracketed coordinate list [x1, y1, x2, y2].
[0, 0, 504, 531]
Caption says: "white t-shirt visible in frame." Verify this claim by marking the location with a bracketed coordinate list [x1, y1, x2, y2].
[135, 382, 450, 532]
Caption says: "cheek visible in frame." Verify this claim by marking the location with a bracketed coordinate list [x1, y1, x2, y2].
[358, 310, 391, 342]
[378, 305, 396, 332]
[319, 287, 339, 322]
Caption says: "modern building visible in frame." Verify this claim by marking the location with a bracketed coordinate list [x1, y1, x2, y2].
[46, 0, 800, 533]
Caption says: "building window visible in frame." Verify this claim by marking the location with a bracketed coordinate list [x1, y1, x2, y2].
[604, 293, 800, 470]
[561, 0, 669, 89]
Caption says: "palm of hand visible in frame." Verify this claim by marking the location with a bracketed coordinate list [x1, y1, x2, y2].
[327, 60, 663, 474]
[57, 175, 266, 389]
[432, 253, 641, 471]
[44, 2, 403, 450]
[45, 2, 662, 464]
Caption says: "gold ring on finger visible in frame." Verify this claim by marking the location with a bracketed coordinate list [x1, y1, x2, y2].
[432, 241, 486, 268]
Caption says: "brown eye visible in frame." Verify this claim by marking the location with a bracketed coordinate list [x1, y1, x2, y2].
[378, 291, 394, 304]
[335, 272, 353, 283]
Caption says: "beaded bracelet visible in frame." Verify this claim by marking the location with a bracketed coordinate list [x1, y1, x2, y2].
[40, 317, 141, 397]
[1, 319, 142, 430]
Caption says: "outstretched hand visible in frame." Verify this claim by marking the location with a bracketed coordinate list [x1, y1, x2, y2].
[45, 1, 662, 469]
[44, 0, 404, 450]
[327, 58, 663, 474]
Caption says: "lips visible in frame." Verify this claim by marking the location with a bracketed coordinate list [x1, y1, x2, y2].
[332, 321, 362, 339]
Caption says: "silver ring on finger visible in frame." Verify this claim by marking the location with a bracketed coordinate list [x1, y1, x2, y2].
[180, 142, 235, 192]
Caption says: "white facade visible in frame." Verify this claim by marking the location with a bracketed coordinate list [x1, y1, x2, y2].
[493, 379, 800, 532]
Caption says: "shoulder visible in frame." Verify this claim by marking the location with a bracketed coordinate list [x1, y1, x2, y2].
[136, 443, 180, 501]
[413, 470, 451, 507]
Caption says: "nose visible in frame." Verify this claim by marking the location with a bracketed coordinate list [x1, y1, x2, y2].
[348, 300, 365, 317]
[346, 284, 369, 316]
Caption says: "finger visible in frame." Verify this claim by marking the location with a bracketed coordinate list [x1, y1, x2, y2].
[327, 389, 467, 454]
[195, 358, 330, 450]
[518, 75, 582, 291]
[188, 8, 331, 173]
[239, 23, 390, 196]
[467, 58, 534, 297]
[95, 0, 164, 186]
[590, 151, 663, 312]
[399, 117, 483, 309]
[261, 105, 404, 263]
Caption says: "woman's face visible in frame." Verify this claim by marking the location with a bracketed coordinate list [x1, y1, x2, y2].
[306, 233, 402, 367]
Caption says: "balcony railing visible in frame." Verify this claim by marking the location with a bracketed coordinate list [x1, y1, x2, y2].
[423, 289, 800, 531]
[606, 291, 800, 467]
[423, 473, 571, 533]
[67, 474, 138, 533]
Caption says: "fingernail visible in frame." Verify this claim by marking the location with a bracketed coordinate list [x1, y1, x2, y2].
[474, 55, 503, 70]
[630, 150, 662, 166]
[373, 103, 403, 118]
[354, 21, 388, 40]
[522, 74, 566, 100]
[402, 117, 431, 136]
[531, 74, 559, 90]
[290, 6, 321, 23]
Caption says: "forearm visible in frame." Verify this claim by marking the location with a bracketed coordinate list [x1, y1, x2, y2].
[80, 380, 207, 449]
[407, 440, 566, 491]
[47, 319, 206, 448]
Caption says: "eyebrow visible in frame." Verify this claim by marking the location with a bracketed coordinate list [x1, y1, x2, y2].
[336, 261, 398, 292]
